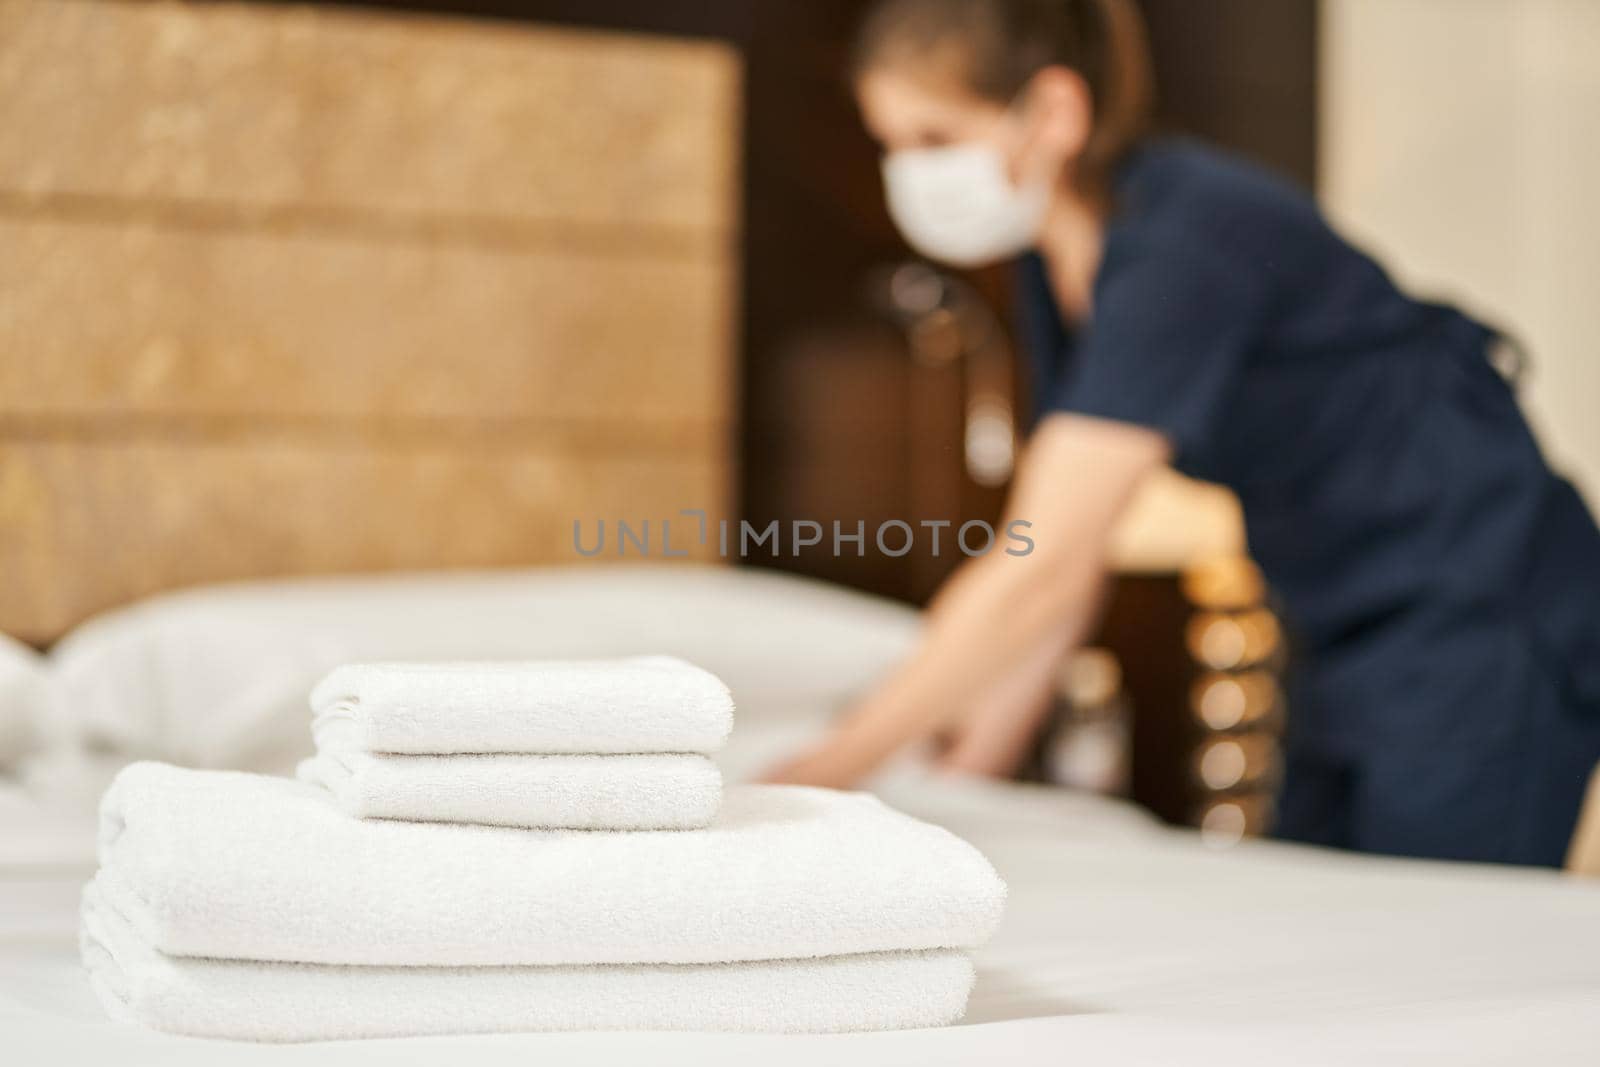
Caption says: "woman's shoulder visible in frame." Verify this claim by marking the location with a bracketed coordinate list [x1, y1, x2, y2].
[1110, 138, 1325, 259]
[1118, 138, 1312, 209]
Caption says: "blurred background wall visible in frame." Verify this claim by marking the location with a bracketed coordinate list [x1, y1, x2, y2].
[1322, 0, 1600, 499]
[0, 0, 739, 640]
[1, 0, 1324, 611]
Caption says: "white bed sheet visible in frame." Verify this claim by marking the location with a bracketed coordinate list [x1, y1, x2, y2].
[3, 766, 1598, 1065]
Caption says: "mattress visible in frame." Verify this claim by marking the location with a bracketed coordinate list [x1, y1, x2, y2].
[3, 766, 1598, 1065]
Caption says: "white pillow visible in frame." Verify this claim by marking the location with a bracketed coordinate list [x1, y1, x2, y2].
[0, 632, 53, 771]
[47, 564, 920, 774]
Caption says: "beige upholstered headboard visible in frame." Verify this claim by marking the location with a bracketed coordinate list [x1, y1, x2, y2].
[0, 0, 740, 644]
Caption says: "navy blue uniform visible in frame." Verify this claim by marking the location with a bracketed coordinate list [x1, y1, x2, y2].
[1018, 139, 1600, 866]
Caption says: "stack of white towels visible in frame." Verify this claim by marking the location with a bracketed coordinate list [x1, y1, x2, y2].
[80, 656, 1007, 1042]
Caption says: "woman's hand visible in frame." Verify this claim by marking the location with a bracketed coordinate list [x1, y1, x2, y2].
[762, 742, 871, 789]
[761, 414, 1166, 788]
[764, 670, 1058, 787]
[764, 630, 1066, 787]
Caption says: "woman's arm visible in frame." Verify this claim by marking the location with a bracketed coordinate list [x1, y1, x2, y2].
[766, 412, 1168, 788]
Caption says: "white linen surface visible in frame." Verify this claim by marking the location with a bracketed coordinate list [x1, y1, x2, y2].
[296, 750, 723, 830]
[96, 764, 1006, 967]
[4, 769, 1600, 1064]
[309, 657, 733, 756]
[9, 566, 1600, 1062]
[81, 885, 975, 1041]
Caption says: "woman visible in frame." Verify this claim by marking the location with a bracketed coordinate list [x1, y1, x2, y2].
[769, 0, 1600, 867]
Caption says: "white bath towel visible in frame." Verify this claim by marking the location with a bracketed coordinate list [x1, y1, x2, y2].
[96, 763, 1006, 967]
[296, 750, 723, 830]
[310, 656, 733, 755]
[81, 884, 975, 1041]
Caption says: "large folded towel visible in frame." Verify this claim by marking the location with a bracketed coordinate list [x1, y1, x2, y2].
[97, 763, 1006, 966]
[82, 884, 975, 1041]
[310, 656, 733, 755]
[296, 750, 723, 830]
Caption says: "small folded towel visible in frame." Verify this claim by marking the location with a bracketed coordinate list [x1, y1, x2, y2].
[296, 751, 723, 830]
[96, 763, 1006, 967]
[82, 884, 975, 1041]
[310, 656, 733, 756]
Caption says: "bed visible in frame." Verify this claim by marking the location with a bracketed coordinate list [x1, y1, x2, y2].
[0, 564, 1597, 1064]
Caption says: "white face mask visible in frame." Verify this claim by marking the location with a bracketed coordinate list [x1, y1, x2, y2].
[881, 142, 1050, 268]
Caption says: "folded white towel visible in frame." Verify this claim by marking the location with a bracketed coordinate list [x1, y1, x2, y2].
[82, 884, 975, 1041]
[296, 751, 723, 830]
[97, 763, 1006, 966]
[310, 656, 733, 755]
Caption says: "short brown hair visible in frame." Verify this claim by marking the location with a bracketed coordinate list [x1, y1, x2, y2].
[852, 0, 1154, 194]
